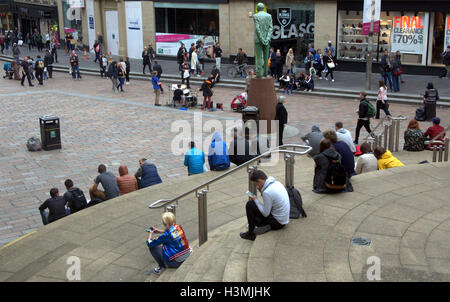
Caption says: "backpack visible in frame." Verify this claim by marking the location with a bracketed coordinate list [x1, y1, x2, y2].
[95, 44, 100, 53]
[286, 186, 307, 219]
[106, 64, 114, 77]
[439, 68, 447, 78]
[415, 107, 426, 121]
[69, 188, 87, 211]
[363, 99, 376, 118]
[26, 137, 42, 151]
[324, 157, 348, 191]
[37, 60, 44, 69]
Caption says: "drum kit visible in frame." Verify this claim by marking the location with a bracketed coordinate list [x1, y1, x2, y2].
[166, 84, 198, 108]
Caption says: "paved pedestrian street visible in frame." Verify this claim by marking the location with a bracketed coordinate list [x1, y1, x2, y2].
[0, 70, 449, 246]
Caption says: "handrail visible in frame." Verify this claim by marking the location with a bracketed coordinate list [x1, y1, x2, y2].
[364, 115, 407, 142]
[149, 144, 312, 209]
[363, 116, 387, 141]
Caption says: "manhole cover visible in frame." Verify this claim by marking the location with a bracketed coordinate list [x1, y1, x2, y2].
[351, 237, 371, 246]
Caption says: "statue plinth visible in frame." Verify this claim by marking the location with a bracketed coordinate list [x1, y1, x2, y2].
[246, 77, 277, 133]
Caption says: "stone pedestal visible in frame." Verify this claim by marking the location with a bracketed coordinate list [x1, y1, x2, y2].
[246, 77, 277, 133]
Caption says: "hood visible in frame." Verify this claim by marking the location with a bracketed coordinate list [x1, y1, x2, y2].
[211, 132, 222, 142]
[312, 124, 321, 132]
[336, 128, 349, 135]
[118, 165, 129, 176]
[381, 150, 393, 160]
[322, 148, 340, 160]
[261, 176, 275, 193]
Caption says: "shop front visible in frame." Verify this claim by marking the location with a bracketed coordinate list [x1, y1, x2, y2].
[61, 0, 84, 47]
[0, 0, 13, 32]
[10, 1, 58, 37]
[337, 0, 450, 74]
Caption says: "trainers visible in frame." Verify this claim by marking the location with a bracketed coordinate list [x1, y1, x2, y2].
[254, 224, 271, 235]
[152, 267, 165, 275]
[332, 79, 335, 82]
[240, 232, 256, 241]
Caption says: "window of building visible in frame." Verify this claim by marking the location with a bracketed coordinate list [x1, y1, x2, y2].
[155, 8, 219, 36]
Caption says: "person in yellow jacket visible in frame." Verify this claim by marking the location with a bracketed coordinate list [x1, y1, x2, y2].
[373, 147, 405, 170]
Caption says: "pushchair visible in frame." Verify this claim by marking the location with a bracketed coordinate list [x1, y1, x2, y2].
[11, 61, 21, 80]
[231, 92, 248, 112]
[3, 62, 13, 79]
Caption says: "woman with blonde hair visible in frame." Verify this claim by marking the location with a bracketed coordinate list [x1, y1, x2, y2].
[285, 48, 295, 74]
[403, 119, 425, 151]
[146, 212, 191, 275]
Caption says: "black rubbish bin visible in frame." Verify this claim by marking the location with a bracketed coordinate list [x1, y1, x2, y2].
[242, 106, 259, 139]
[424, 101, 436, 121]
[39, 116, 61, 151]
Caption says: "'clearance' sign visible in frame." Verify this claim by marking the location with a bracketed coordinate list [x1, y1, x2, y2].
[391, 13, 428, 55]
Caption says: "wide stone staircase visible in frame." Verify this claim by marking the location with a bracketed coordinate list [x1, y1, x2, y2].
[1, 149, 450, 282]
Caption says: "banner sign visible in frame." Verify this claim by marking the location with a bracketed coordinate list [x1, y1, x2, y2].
[391, 13, 428, 55]
[156, 33, 218, 56]
[362, 0, 380, 35]
[445, 14, 450, 51]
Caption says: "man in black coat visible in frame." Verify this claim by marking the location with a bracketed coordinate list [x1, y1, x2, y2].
[354, 91, 373, 145]
[20, 56, 33, 86]
[39, 188, 67, 225]
[44, 49, 54, 78]
[152, 60, 163, 79]
[142, 47, 151, 74]
[275, 96, 288, 146]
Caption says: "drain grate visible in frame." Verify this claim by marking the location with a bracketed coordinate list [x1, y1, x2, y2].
[351, 237, 371, 246]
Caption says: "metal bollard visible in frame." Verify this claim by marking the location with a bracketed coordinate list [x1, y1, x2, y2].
[383, 125, 389, 150]
[388, 123, 395, 151]
[438, 146, 443, 162]
[432, 146, 437, 162]
[284, 153, 295, 187]
[197, 189, 208, 246]
[445, 138, 449, 162]
[248, 165, 258, 197]
[395, 120, 400, 152]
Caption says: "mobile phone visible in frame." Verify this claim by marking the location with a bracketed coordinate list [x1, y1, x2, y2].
[246, 191, 256, 198]
[145, 226, 154, 232]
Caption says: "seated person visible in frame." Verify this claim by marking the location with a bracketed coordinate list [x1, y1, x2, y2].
[90, 164, 120, 201]
[135, 158, 162, 189]
[424, 117, 446, 150]
[184, 141, 205, 175]
[228, 128, 255, 166]
[312, 139, 353, 193]
[285, 74, 295, 95]
[279, 73, 290, 90]
[304, 72, 314, 92]
[403, 119, 425, 151]
[295, 72, 306, 90]
[301, 124, 323, 156]
[240, 170, 290, 241]
[373, 146, 405, 170]
[323, 129, 355, 177]
[39, 188, 68, 225]
[116, 164, 138, 195]
[208, 132, 230, 171]
[355, 143, 378, 174]
[146, 212, 191, 275]
[173, 84, 184, 106]
[210, 65, 220, 86]
[63, 179, 87, 214]
[335, 121, 356, 153]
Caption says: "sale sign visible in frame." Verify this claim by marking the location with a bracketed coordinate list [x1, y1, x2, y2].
[445, 14, 450, 51]
[391, 13, 429, 55]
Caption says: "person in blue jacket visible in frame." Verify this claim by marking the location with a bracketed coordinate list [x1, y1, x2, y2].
[135, 158, 162, 189]
[208, 132, 230, 171]
[184, 141, 205, 175]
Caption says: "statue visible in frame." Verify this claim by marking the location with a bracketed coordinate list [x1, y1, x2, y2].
[253, 3, 273, 78]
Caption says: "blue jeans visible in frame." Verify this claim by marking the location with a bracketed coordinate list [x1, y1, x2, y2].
[117, 78, 124, 91]
[392, 75, 400, 92]
[148, 245, 182, 269]
[71, 65, 80, 79]
[383, 72, 393, 90]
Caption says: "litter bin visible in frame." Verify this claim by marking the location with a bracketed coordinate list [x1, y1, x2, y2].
[39, 116, 61, 151]
[242, 106, 259, 139]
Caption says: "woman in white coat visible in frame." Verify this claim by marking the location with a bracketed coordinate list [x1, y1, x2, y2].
[191, 49, 199, 77]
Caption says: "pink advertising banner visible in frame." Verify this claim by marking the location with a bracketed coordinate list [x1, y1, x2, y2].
[362, 0, 381, 35]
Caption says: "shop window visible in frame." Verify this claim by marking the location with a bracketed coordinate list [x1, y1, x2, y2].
[431, 12, 446, 64]
[155, 8, 219, 36]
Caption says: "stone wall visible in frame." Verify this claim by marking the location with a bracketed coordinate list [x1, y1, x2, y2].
[314, 0, 337, 51]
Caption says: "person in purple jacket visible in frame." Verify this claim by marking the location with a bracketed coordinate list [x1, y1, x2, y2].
[323, 129, 355, 177]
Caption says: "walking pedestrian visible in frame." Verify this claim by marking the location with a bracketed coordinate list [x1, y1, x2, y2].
[100, 54, 108, 78]
[152, 71, 162, 106]
[214, 42, 222, 71]
[180, 60, 191, 88]
[315, 49, 324, 79]
[177, 44, 187, 66]
[197, 43, 206, 75]
[0, 34, 4, 54]
[382, 56, 394, 90]
[93, 40, 101, 63]
[107, 60, 118, 93]
[44, 49, 54, 79]
[69, 50, 81, 80]
[142, 47, 151, 74]
[148, 44, 156, 64]
[50, 38, 58, 63]
[323, 49, 336, 82]
[375, 80, 391, 119]
[12, 43, 20, 61]
[392, 53, 401, 92]
[354, 92, 373, 145]
[20, 56, 34, 87]
[275, 96, 288, 146]
[191, 48, 199, 76]
[152, 60, 163, 79]
[285, 48, 295, 75]
[116, 59, 126, 92]
[125, 57, 130, 85]
[34, 55, 44, 85]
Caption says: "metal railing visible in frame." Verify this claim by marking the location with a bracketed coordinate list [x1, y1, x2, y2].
[149, 144, 312, 246]
[365, 115, 407, 152]
[425, 126, 449, 163]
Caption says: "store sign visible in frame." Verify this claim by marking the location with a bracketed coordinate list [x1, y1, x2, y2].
[445, 14, 450, 51]
[156, 33, 217, 56]
[277, 8, 291, 27]
[362, 0, 380, 35]
[391, 13, 428, 55]
[272, 23, 314, 40]
[69, 0, 85, 8]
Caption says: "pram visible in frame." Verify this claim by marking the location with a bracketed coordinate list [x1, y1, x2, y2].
[3, 62, 13, 79]
[168, 84, 198, 108]
[231, 92, 248, 112]
[11, 61, 21, 80]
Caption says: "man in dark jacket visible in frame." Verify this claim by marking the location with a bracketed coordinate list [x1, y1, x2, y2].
[63, 179, 87, 214]
[323, 130, 355, 177]
[199, 79, 213, 110]
[44, 49, 54, 78]
[152, 60, 163, 79]
[20, 56, 34, 87]
[142, 47, 151, 74]
[39, 188, 67, 225]
[135, 158, 162, 189]
[275, 96, 288, 146]
[354, 91, 373, 145]
[443, 45, 450, 78]
[93, 40, 101, 63]
[34, 55, 45, 85]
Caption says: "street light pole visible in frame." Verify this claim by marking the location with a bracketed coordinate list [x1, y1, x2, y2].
[365, 0, 375, 90]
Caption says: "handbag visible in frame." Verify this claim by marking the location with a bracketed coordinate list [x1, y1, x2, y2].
[327, 62, 335, 69]
[18, 40, 23, 46]
[183, 70, 190, 79]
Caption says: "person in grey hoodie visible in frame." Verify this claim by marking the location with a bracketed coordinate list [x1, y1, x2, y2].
[335, 122, 356, 153]
[301, 124, 323, 156]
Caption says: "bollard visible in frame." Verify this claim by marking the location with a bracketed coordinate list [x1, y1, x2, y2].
[248, 165, 258, 198]
[197, 189, 208, 246]
[438, 146, 443, 162]
[432, 146, 437, 162]
[284, 153, 295, 187]
[445, 138, 449, 162]
[388, 123, 395, 151]
[384, 125, 389, 150]
[395, 120, 400, 152]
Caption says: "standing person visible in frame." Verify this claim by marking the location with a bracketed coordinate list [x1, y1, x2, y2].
[90, 164, 120, 201]
[184, 141, 205, 175]
[240, 170, 290, 241]
[25, 32, 31, 51]
[97, 32, 103, 51]
[188, 43, 195, 62]
[20, 56, 34, 87]
[148, 44, 156, 64]
[142, 47, 151, 74]
[285, 48, 295, 75]
[382, 56, 394, 90]
[443, 45, 450, 79]
[107, 60, 118, 93]
[45, 32, 50, 49]
[315, 49, 324, 79]
[269, 47, 276, 77]
[394, 50, 404, 83]
[324, 41, 335, 57]
[197, 43, 206, 75]
[214, 42, 222, 71]
[323, 49, 336, 82]
[354, 92, 373, 145]
[275, 95, 288, 146]
[116, 60, 126, 92]
[392, 54, 401, 92]
[177, 44, 187, 66]
[124, 57, 130, 85]
[152, 60, 162, 79]
[180, 60, 191, 88]
[273, 49, 283, 81]
[210, 65, 220, 86]
[190, 48, 199, 76]
[93, 40, 101, 63]
[50, 38, 58, 63]
[36, 31, 43, 52]
[12, 43, 20, 61]
[0, 34, 4, 54]
[34, 55, 45, 85]
[151, 71, 162, 106]
[44, 49, 54, 79]
[199, 79, 213, 110]
[63, 179, 87, 214]
[99, 54, 108, 78]
[375, 80, 391, 119]
[39, 188, 67, 225]
[69, 50, 81, 80]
